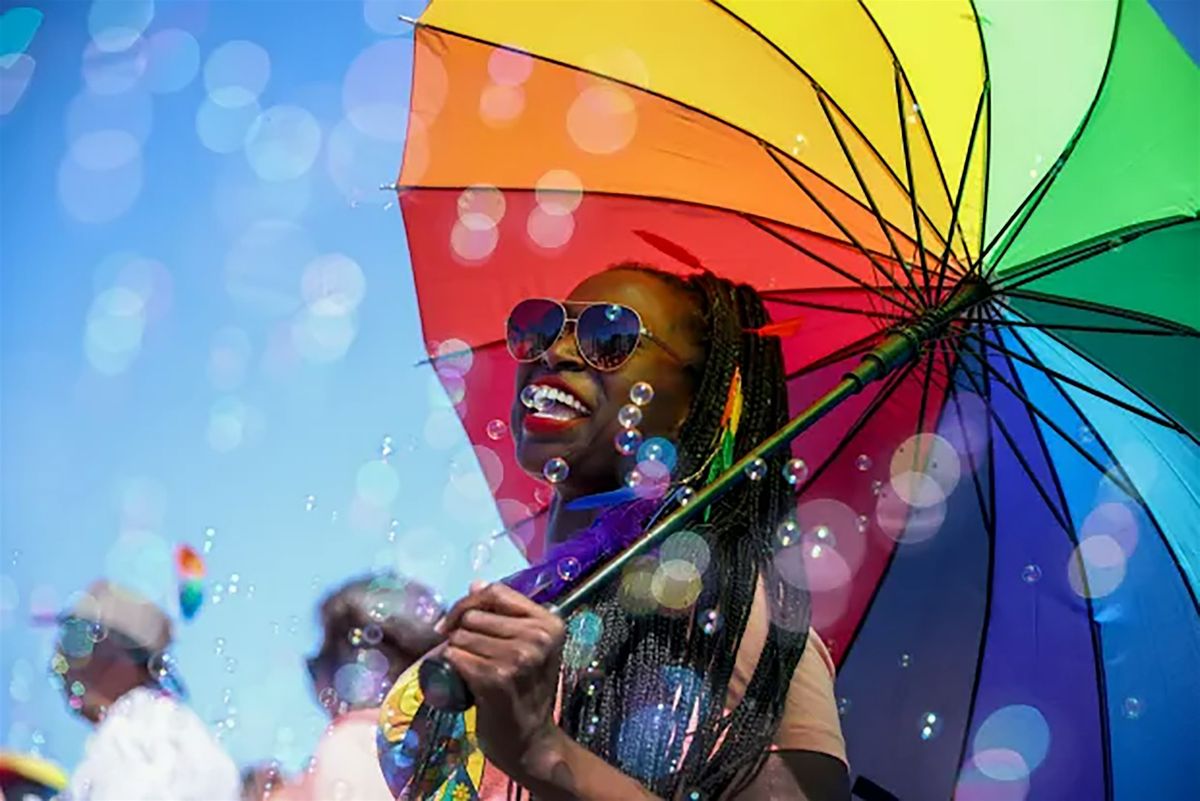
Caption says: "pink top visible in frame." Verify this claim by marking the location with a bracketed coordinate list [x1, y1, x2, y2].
[273, 709, 395, 801]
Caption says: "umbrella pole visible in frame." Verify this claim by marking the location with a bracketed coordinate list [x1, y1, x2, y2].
[420, 279, 989, 710]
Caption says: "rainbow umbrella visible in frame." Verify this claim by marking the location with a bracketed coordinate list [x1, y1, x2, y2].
[385, 1, 1198, 798]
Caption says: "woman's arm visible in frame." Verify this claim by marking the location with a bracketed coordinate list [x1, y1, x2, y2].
[509, 725, 663, 801]
[438, 583, 666, 801]
[733, 751, 850, 801]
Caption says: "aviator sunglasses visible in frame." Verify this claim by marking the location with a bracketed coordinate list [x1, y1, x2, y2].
[506, 298, 685, 372]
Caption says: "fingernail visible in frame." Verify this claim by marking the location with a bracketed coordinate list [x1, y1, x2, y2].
[469, 580, 489, 593]
[433, 617, 446, 634]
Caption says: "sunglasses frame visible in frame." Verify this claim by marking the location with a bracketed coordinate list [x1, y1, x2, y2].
[506, 298, 686, 372]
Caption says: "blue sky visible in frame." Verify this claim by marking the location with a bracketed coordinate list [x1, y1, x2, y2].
[1, 0, 523, 773]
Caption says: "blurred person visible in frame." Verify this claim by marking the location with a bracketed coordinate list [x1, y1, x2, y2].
[44, 580, 239, 801]
[264, 573, 443, 801]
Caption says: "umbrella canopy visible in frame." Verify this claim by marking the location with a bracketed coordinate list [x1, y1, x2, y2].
[389, 1, 1199, 798]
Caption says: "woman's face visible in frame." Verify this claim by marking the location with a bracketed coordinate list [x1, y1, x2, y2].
[511, 269, 705, 499]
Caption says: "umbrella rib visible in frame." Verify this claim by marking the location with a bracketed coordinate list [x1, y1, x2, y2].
[702, 0, 955, 262]
[813, 90, 926, 307]
[954, 343, 1076, 533]
[977, 318, 1188, 337]
[784, 330, 888, 383]
[977, 4, 1125, 273]
[411, 22, 933, 265]
[1003, 325, 1200, 617]
[789, 358, 918, 506]
[957, 337, 1143, 504]
[1002, 288, 1199, 337]
[932, 82, 988, 299]
[837, 349, 943, 667]
[413, 338, 505, 368]
[988, 301, 1200, 447]
[758, 147, 923, 311]
[892, 67, 934, 303]
[935, 342, 994, 533]
[954, 329, 1192, 436]
[764, 294, 906, 321]
[855, 0, 978, 273]
[994, 330, 1116, 801]
[991, 216, 1198, 299]
[740, 211, 918, 314]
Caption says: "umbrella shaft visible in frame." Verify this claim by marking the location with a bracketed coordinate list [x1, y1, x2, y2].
[548, 279, 989, 617]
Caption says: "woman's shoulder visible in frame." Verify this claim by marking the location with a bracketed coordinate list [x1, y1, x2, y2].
[733, 581, 847, 765]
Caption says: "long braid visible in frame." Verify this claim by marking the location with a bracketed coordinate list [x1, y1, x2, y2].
[553, 265, 809, 799]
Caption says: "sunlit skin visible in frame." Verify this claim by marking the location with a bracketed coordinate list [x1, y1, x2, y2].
[509, 268, 705, 539]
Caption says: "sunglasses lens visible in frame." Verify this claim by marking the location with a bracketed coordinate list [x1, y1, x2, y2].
[507, 299, 565, 362]
[577, 304, 641, 370]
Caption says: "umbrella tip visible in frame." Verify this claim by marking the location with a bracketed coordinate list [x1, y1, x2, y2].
[397, 14, 419, 25]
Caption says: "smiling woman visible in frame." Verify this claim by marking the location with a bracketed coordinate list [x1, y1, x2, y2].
[379, 264, 849, 801]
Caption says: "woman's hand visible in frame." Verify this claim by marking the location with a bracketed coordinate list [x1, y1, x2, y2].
[437, 581, 567, 782]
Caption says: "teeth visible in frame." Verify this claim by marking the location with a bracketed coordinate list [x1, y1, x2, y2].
[529, 384, 589, 415]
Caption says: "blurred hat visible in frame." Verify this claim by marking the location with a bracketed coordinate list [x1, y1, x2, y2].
[48, 580, 173, 654]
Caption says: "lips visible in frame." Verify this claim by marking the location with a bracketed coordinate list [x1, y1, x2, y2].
[519, 376, 593, 436]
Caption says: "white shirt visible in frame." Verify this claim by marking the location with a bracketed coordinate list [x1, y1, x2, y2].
[68, 687, 240, 801]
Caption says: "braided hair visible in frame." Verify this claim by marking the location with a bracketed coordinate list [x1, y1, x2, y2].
[551, 265, 810, 799]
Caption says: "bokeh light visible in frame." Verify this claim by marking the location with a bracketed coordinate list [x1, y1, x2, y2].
[580, 47, 651, 89]
[92, 251, 172, 324]
[941, 391, 990, 473]
[535, 168, 584, 215]
[955, 751, 1031, 801]
[66, 86, 153, 145]
[659, 530, 710, 578]
[567, 84, 637, 155]
[326, 118, 402, 206]
[1067, 534, 1127, 599]
[82, 37, 148, 95]
[204, 40, 270, 108]
[84, 287, 145, 374]
[58, 132, 143, 224]
[343, 39, 427, 142]
[971, 704, 1050, 779]
[356, 459, 400, 506]
[195, 95, 261, 153]
[889, 433, 962, 507]
[875, 481, 948, 545]
[527, 206, 576, 250]
[244, 105, 322, 182]
[224, 219, 315, 316]
[1081, 502, 1139, 558]
[88, 0, 155, 53]
[207, 396, 251, 453]
[488, 47, 533, 86]
[143, 28, 200, 93]
[479, 83, 524, 127]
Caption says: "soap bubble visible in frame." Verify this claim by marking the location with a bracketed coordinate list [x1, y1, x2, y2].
[543, 457, 570, 484]
[629, 382, 654, 406]
[617, 404, 642, 429]
[615, 429, 643, 456]
[783, 458, 809, 487]
[744, 458, 767, 481]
